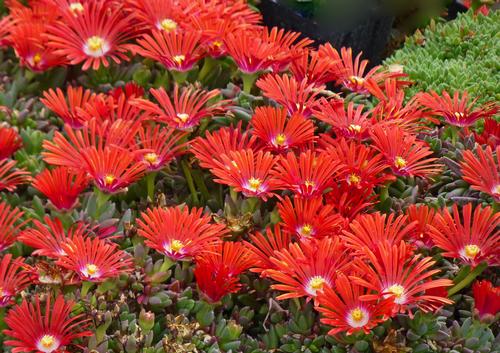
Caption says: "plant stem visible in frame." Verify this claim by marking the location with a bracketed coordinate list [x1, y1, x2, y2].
[145, 172, 158, 201]
[160, 256, 175, 272]
[95, 187, 111, 220]
[171, 70, 189, 85]
[198, 57, 216, 82]
[241, 72, 257, 94]
[81, 281, 94, 298]
[448, 262, 487, 296]
[181, 159, 199, 205]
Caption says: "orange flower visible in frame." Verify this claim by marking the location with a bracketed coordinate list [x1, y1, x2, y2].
[0, 254, 30, 307]
[461, 145, 500, 202]
[0, 159, 31, 192]
[405, 204, 439, 248]
[0, 126, 22, 160]
[472, 118, 499, 148]
[290, 50, 337, 86]
[0, 201, 25, 252]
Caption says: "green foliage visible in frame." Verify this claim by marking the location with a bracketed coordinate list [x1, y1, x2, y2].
[385, 10, 500, 105]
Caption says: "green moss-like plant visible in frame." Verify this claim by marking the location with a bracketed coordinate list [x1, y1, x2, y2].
[385, 10, 500, 105]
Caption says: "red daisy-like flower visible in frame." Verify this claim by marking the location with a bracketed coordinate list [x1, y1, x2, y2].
[460, 145, 499, 202]
[46, 0, 137, 70]
[351, 241, 453, 315]
[313, 99, 372, 140]
[137, 206, 228, 261]
[132, 29, 204, 72]
[264, 237, 350, 301]
[131, 0, 191, 32]
[316, 273, 394, 335]
[211, 149, 279, 200]
[244, 224, 293, 274]
[278, 196, 343, 239]
[290, 50, 336, 86]
[81, 145, 146, 194]
[0, 126, 22, 160]
[134, 125, 187, 172]
[472, 118, 499, 148]
[194, 241, 253, 303]
[108, 82, 145, 100]
[250, 106, 315, 153]
[3, 294, 92, 352]
[370, 125, 442, 178]
[0, 201, 25, 251]
[57, 235, 133, 282]
[131, 85, 225, 130]
[257, 74, 324, 118]
[0, 15, 14, 47]
[18, 216, 89, 258]
[405, 204, 439, 248]
[417, 90, 499, 127]
[76, 92, 146, 124]
[325, 183, 376, 227]
[24, 260, 80, 286]
[429, 203, 499, 267]
[0, 159, 31, 192]
[472, 280, 500, 322]
[272, 150, 343, 198]
[0, 254, 30, 307]
[191, 16, 238, 58]
[32, 167, 89, 211]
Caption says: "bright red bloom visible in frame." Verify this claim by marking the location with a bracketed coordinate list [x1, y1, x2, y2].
[76, 92, 145, 125]
[405, 204, 439, 248]
[57, 235, 133, 282]
[472, 280, 500, 321]
[417, 90, 499, 127]
[191, 123, 258, 170]
[0, 254, 30, 307]
[46, 0, 137, 70]
[351, 241, 453, 315]
[472, 118, 499, 148]
[211, 149, 278, 200]
[18, 216, 89, 258]
[256, 74, 324, 118]
[290, 50, 336, 86]
[24, 260, 80, 286]
[131, 0, 192, 32]
[131, 85, 225, 130]
[278, 196, 343, 239]
[32, 167, 89, 211]
[250, 106, 315, 153]
[244, 225, 293, 274]
[272, 150, 343, 198]
[137, 206, 228, 260]
[370, 125, 442, 178]
[0, 15, 14, 47]
[3, 295, 92, 352]
[194, 241, 253, 303]
[81, 145, 146, 194]
[132, 30, 204, 72]
[41, 86, 97, 129]
[316, 273, 394, 335]
[325, 183, 376, 226]
[0, 201, 25, 251]
[108, 82, 145, 100]
[191, 16, 238, 58]
[342, 213, 415, 255]
[0, 127, 22, 159]
[0, 159, 31, 192]
[134, 125, 187, 171]
[429, 203, 499, 267]
[313, 99, 372, 140]
[460, 145, 500, 202]
[264, 237, 350, 301]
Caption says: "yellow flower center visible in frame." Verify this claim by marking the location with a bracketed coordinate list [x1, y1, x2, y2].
[212, 40, 223, 48]
[172, 55, 185, 65]
[454, 112, 465, 120]
[299, 224, 313, 237]
[87, 36, 105, 52]
[170, 240, 184, 253]
[40, 335, 56, 348]
[349, 76, 364, 86]
[348, 124, 362, 133]
[176, 113, 190, 123]
[159, 18, 177, 32]
[493, 184, 500, 195]
[310, 276, 326, 290]
[304, 180, 316, 188]
[104, 174, 115, 186]
[274, 133, 287, 146]
[394, 156, 407, 169]
[144, 152, 158, 164]
[350, 308, 364, 322]
[348, 173, 361, 185]
[387, 284, 405, 298]
[69, 2, 84, 15]
[248, 177, 262, 192]
[33, 53, 42, 65]
[464, 244, 480, 259]
[85, 264, 98, 276]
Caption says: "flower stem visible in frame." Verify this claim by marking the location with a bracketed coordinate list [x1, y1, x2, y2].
[171, 70, 189, 85]
[241, 72, 258, 94]
[145, 172, 158, 201]
[94, 187, 111, 220]
[81, 281, 94, 298]
[448, 262, 487, 296]
[181, 159, 199, 205]
[198, 57, 216, 82]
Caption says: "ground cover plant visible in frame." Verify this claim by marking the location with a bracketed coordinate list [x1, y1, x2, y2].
[0, 1, 499, 353]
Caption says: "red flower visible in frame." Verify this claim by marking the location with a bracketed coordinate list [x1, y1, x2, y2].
[417, 90, 499, 127]
[108, 82, 144, 100]
[131, 0, 190, 32]
[57, 235, 133, 282]
[472, 280, 500, 321]
[250, 106, 315, 153]
[132, 30, 204, 72]
[272, 150, 343, 198]
[342, 213, 416, 254]
[47, 0, 137, 70]
[278, 196, 343, 239]
[472, 118, 499, 148]
[370, 125, 442, 178]
[81, 146, 146, 194]
[461, 145, 500, 202]
[429, 203, 499, 267]
[0, 159, 31, 192]
[32, 167, 89, 211]
[316, 273, 394, 335]
[194, 241, 253, 303]
[19, 216, 89, 258]
[0, 127, 22, 159]
[0, 201, 25, 251]
[0, 15, 14, 47]
[244, 225, 293, 274]
[134, 125, 187, 171]
[351, 241, 453, 315]
[264, 237, 350, 301]
[41, 86, 97, 129]
[76, 93, 145, 124]
[325, 183, 376, 226]
[405, 204, 439, 248]
[313, 99, 372, 140]
[131, 85, 225, 130]
[3, 295, 92, 352]
[256, 74, 323, 118]
[137, 206, 228, 260]
[211, 149, 278, 200]
[290, 50, 336, 86]
[0, 254, 30, 307]
[191, 16, 237, 58]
